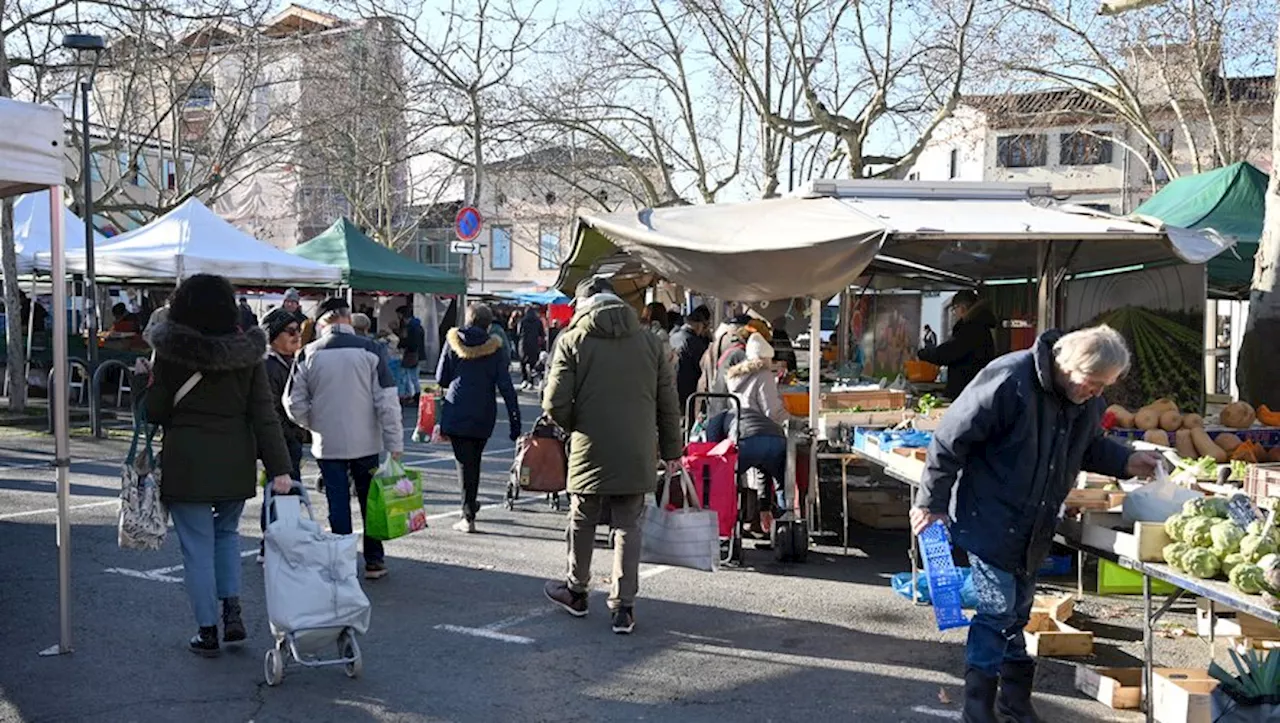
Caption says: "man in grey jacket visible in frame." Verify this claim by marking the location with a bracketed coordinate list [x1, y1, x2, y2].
[286, 297, 404, 580]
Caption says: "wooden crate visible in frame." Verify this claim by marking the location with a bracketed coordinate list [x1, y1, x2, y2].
[1195, 600, 1280, 641]
[846, 488, 904, 506]
[1023, 617, 1093, 657]
[849, 502, 910, 530]
[1075, 666, 1142, 710]
[1065, 488, 1125, 511]
[1079, 512, 1171, 562]
[892, 447, 928, 463]
[820, 389, 907, 411]
[1245, 463, 1280, 503]
[1151, 669, 1218, 723]
[885, 452, 926, 483]
[1029, 594, 1074, 628]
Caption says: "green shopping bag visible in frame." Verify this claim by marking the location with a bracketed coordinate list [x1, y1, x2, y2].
[366, 458, 428, 540]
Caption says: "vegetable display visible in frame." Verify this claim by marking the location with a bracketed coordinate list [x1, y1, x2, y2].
[1156, 494, 1280, 599]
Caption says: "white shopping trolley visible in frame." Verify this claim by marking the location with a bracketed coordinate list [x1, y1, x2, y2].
[262, 485, 371, 686]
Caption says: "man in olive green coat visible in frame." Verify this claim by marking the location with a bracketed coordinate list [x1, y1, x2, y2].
[542, 277, 683, 635]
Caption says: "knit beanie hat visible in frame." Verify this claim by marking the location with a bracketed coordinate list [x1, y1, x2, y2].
[746, 332, 774, 361]
[262, 308, 298, 342]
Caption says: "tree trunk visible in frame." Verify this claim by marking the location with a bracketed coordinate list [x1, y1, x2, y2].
[0, 32, 27, 412]
[1235, 15, 1280, 409]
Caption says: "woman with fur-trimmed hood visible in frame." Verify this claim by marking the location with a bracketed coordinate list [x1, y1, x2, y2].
[436, 303, 522, 533]
[720, 332, 791, 517]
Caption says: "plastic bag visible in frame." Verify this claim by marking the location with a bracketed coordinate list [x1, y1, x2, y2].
[365, 458, 427, 540]
[1122, 465, 1200, 523]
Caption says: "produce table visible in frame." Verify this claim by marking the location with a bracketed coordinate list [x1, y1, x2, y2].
[1059, 540, 1280, 722]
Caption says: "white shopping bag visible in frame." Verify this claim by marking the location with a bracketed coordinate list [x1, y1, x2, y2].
[1122, 465, 1200, 523]
[264, 487, 371, 635]
[640, 468, 720, 572]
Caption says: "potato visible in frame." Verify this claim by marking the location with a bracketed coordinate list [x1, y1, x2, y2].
[1149, 398, 1178, 414]
[1182, 413, 1205, 429]
[1143, 429, 1170, 446]
[1134, 408, 1161, 431]
[1221, 401, 1257, 429]
[1106, 404, 1135, 428]
[1174, 429, 1197, 459]
[1191, 427, 1229, 463]
[1215, 432, 1244, 452]
[1159, 410, 1183, 432]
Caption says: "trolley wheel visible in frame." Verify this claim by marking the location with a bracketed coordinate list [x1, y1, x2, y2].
[730, 535, 743, 564]
[551, 492, 562, 511]
[264, 648, 284, 686]
[504, 483, 516, 510]
[339, 632, 362, 679]
[411, 430, 424, 443]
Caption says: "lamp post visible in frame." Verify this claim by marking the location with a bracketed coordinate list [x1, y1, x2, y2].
[61, 32, 106, 436]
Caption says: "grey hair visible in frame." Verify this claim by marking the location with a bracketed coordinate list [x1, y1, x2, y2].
[466, 303, 494, 329]
[1053, 325, 1130, 377]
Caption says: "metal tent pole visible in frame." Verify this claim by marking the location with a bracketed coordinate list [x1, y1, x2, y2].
[40, 185, 73, 657]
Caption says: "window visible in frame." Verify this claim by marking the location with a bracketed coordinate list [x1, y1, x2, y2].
[948, 148, 960, 179]
[164, 160, 177, 191]
[907, 171, 920, 181]
[995, 134, 1047, 168]
[118, 152, 139, 185]
[495, 191, 507, 206]
[1059, 132, 1113, 166]
[595, 188, 609, 204]
[1148, 130, 1175, 183]
[538, 226, 560, 270]
[544, 191, 556, 205]
[184, 81, 214, 109]
[490, 225, 512, 270]
[89, 154, 103, 184]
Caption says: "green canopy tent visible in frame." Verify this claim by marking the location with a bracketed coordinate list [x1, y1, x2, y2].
[1134, 162, 1266, 298]
[291, 217, 466, 294]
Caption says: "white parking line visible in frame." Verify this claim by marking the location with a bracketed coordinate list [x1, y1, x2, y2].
[105, 549, 259, 584]
[433, 624, 534, 645]
[910, 706, 961, 720]
[0, 499, 118, 520]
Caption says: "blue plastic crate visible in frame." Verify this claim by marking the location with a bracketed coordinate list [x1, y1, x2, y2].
[1038, 554, 1074, 577]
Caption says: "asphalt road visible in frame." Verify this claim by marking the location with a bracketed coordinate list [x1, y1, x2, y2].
[0, 387, 1216, 723]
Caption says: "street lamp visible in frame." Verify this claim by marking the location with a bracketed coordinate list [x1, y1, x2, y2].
[788, 55, 822, 192]
[61, 32, 106, 436]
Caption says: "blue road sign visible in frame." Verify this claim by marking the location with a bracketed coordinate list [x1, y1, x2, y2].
[455, 206, 482, 241]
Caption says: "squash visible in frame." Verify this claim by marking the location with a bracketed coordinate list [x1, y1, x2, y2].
[1232, 441, 1264, 463]
[1143, 429, 1170, 446]
[1182, 413, 1205, 429]
[1106, 404, 1135, 428]
[1191, 427, 1229, 463]
[1257, 404, 1280, 427]
[1174, 429, 1198, 459]
[1270, 446, 1280, 463]
[1134, 408, 1161, 431]
[1221, 401, 1257, 429]
[1149, 398, 1179, 414]
[1159, 410, 1183, 432]
[1215, 433, 1244, 452]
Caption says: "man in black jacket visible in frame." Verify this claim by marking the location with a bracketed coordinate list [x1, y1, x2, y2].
[911, 326, 1162, 723]
[918, 290, 997, 400]
[257, 311, 308, 561]
[668, 305, 712, 412]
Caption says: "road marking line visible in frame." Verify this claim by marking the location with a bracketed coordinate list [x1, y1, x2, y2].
[425, 494, 541, 521]
[639, 565, 672, 580]
[432, 624, 534, 645]
[910, 706, 961, 720]
[0, 499, 118, 520]
[105, 549, 258, 584]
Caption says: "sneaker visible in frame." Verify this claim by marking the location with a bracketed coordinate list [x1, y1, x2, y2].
[611, 607, 636, 635]
[189, 626, 220, 657]
[256, 540, 265, 565]
[364, 561, 388, 580]
[221, 597, 246, 643]
[452, 518, 476, 533]
[544, 580, 588, 617]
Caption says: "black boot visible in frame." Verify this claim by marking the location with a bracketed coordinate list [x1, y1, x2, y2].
[189, 626, 220, 657]
[963, 667, 999, 723]
[996, 660, 1042, 723]
[221, 597, 246, 643]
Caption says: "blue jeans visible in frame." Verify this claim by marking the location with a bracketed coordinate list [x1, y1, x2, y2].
[967, 552, 1036, 676]
[260, 439, 304, 531]
[169, 500, 246, 628]
[319, 455, 383, 564]
[737, 434, 787, 509]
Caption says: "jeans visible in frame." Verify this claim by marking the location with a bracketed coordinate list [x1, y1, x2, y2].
[318, 455, 383, 564]
[566, 494, 644, 610]
[967, 552, 1036, 676]
[169, 500, 246, 628]
[260, 439, 304, 532]
[737, 434, 787, 509]
[450, 436, 487, 520]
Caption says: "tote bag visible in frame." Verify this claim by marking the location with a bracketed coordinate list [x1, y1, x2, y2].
[641, 468, 720, 572]
[118, 411, 166, 550]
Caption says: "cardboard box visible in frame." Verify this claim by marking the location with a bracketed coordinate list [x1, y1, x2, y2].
[1023, 617, 1093, 657]
[1075, 666, 1142, 710]
[1080, 511, 1171, 562]
[1152, 669, 1218, 723]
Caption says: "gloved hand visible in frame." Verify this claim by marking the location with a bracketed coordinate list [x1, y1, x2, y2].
[509, 424, 521, 442]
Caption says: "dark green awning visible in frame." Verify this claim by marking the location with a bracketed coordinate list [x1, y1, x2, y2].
[291, 217, 465, 295]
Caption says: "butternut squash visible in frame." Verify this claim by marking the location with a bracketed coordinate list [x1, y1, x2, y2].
[1269, 446, 1280, 463]
[1174, 429, 1198, 459]
[1159, 410, 1183, 432]
[1256, 404, 1280, 427]
[1134, 408, 1161, 431]
[1215, 432, 1244, 453]
[1143, 429, 1170, 446]
[1149, 398, 1178, 414]
[1182, 413, 1205, 429]
[1191, 427, 1228, 463]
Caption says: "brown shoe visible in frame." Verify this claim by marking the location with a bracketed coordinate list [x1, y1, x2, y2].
[544, 580, 588, 617]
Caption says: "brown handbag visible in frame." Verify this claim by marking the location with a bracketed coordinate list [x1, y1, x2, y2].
[511, 417, 567, 493]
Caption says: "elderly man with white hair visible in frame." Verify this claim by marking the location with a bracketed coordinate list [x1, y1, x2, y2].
[911, 325, 1163, 723]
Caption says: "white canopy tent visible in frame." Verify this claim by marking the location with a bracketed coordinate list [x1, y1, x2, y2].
[11, 190, 100, 275]
[0, 96, 74, 656]
[43, 197, 342, 287]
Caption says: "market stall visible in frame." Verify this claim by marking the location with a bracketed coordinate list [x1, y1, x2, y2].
[290, 217, 465, 295]
[9, 190, 100, 276]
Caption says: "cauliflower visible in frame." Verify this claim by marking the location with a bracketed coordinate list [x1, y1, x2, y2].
[1222, 552, 1247, 576]
[1165, 513, 1189, 542]
[1241, 533, 1278, 563]
[1163, 542, 1192, 570]
[1211, 520, 1245, 556]
[1181, 547, 1221, 579]
[1182, 517, 1215, 547]
[1230, 564, 1266, 595]
[1183, 497, 1229, 519]
[1203, 497, 1230, 519]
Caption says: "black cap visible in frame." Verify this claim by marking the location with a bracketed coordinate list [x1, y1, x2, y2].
[948, 289, 979, 309]
[574, 276, 614, 302]
[316, 297, 350, 321]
